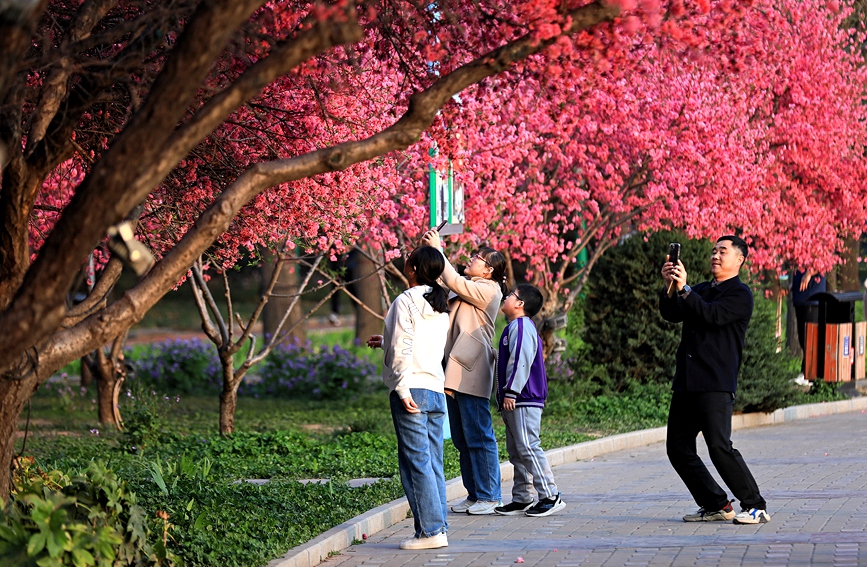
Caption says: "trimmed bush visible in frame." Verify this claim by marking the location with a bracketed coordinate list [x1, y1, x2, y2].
[557, 231, 712, 392]
[736, 297, 800, 412]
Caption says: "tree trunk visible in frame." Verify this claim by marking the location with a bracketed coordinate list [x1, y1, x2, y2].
[219, 385, 237, 436]
[352, 249, 383, 342]
[0, 376, 38, 502]
[218, 349, 239, 435]
[92, 350, 119, 426]
[260, 249, 305, 344]
[536, 294, 559, 359]
[79, 355, 94, 386]
[838, 236, 860, 291]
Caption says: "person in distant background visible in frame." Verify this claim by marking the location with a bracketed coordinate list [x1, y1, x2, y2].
[791, 269, 826, 379]
[862, 277, 866, 320]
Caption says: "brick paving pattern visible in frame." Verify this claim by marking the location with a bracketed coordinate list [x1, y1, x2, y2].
[322, 411, 867, 567]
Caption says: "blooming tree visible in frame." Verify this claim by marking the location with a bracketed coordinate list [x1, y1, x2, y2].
[387, 0, 867, 350]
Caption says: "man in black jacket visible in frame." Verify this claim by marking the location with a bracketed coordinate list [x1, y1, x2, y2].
[659, 235, 769, 525]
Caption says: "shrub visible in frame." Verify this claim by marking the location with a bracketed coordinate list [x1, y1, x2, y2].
[800, 379, 847, 403]
[249, 341, 379, 400]
[736, 296, 800, 412]
[546, 380, 672, 432]
[0, 459, 178, 566]
[558, 231, 712, 393]
[131, 338, 222, 394]
[119, 382, 182, 453]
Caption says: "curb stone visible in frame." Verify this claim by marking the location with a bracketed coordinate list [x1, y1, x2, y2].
[265, 396, 867, 567]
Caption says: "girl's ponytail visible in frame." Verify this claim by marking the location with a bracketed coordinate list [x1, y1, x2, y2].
[408, 246, 450, 313]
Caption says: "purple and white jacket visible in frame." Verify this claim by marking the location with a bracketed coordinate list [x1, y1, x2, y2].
[496, 316, 548, 410]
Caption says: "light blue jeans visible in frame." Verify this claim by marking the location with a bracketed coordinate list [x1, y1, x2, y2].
[390, 389, 448, 538]
[447, 391, 502, 502]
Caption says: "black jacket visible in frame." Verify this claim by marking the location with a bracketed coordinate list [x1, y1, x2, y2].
[659, 276, 753, 393]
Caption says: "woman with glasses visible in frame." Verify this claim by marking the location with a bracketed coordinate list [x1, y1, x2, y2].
[422, 229, 508, 516]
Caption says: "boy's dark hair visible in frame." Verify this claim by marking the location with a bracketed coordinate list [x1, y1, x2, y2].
[514, 284, 543, 317]
[408, 246, 449, 313]
[718, 235, 749, 258]
[477, 246, 508, 295]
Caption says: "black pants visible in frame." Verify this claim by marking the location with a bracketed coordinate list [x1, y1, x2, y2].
[666, 391, 767, 512]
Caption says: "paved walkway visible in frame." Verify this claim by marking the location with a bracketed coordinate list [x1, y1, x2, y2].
[320, 411, 867, 567]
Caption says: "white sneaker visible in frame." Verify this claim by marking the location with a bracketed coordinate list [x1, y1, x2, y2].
[450, 498, 475, 513]
[399, 533, 448, 550]
[466, 500, 500, 515]
[733, 508, 771, 524]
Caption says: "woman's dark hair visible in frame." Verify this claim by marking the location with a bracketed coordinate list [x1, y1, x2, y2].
[477, 247, 508, 295]
[408, 246, 449, 313]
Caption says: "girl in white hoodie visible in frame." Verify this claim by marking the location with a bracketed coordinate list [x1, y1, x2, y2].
[367, 245, 451, 550]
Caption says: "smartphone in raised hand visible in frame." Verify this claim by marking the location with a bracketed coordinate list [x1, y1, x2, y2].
[667, 243, 681, 296]
[668, 242, 681, 267]
[435, 219, 447, 232]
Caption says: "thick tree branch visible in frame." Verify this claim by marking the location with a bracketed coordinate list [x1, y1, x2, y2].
[62, 258, 123, 327]
[189, 261, 222, 346]
[192, 259, 229, 345]
[257, 255, 324, 355]
[156, 6, 363, 185]
[234, 245, 290, 350]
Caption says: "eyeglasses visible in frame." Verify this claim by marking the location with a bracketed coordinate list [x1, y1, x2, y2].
[471, 254, 492, 268]
[507, 291, 524, 302]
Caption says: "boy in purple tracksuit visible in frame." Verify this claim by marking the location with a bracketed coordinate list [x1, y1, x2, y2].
[494, 284, 566, 517]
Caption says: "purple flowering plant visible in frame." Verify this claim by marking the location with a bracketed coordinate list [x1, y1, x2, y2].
[245, 339, 378, 401]
[130, 338, 222, 394]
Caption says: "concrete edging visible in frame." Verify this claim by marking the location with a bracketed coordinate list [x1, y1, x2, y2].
[266, 396, 867, 567]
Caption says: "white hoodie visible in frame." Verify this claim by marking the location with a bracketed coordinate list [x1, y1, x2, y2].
[382, 285, 449, 399]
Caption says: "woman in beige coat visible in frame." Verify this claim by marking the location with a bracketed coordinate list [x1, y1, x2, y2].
[422, 230, 507, 515]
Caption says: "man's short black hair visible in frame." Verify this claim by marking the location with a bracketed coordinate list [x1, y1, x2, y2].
[515, 284, 544, 317]
[718, 235, 749, 258]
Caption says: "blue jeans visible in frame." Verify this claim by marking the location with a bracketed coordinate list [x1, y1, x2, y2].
[390, 389, 448, 538]
[447, 391, 502, 502]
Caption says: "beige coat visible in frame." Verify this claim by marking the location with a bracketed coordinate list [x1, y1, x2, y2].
[440, 257, 503, 398]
